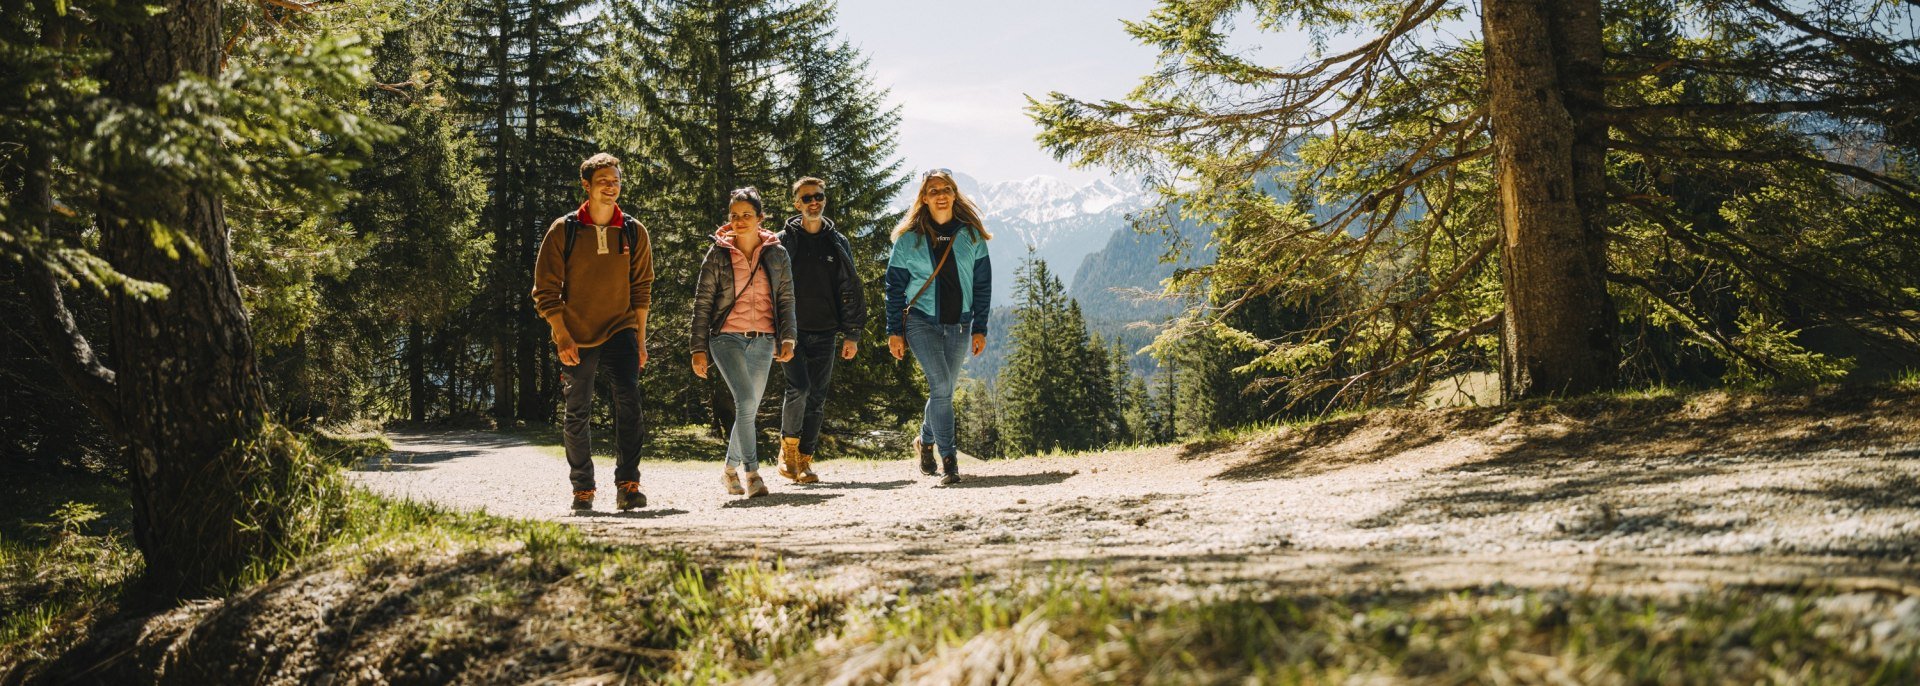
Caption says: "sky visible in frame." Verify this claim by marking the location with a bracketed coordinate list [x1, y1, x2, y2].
[831, 0, 1178, 186]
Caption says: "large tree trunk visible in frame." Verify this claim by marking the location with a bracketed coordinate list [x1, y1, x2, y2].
[96, 0, 309, 597]
[1483, 0, 1619, 400]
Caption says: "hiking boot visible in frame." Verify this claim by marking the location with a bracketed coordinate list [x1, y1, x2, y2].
[777, 436, 803, 482]
[616, 480, 646, 511]
[797, 451, 820, 484]
[939, 454, 961, 486]
[914, 436, 937, 476]
[571, 489, 595, 511]
[722, 468, 745, 495]
[745, 471, 770, 498]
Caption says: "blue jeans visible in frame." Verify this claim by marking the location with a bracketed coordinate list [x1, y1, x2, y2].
[903, 313, 969, 458]
[780, 330, 841, 454]
[708, 333, 775, 471]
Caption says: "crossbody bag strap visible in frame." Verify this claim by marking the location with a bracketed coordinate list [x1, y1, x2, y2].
[712, 250, 764, 326]
[904, 235, 956, 315]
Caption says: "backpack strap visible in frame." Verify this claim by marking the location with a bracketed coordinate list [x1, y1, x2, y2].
[561, 212, 584, 263]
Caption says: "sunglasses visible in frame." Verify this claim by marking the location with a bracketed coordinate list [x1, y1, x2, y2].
[798, 192, 826, 204]
[922, 168, 953, 179]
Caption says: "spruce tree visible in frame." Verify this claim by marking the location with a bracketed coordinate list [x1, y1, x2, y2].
[443, 0, 600, 421]
[599, 0, 908, 432]
[999, 255, 1121, 456]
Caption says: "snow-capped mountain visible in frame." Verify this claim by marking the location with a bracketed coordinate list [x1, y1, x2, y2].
[894, 171, 1151, 306]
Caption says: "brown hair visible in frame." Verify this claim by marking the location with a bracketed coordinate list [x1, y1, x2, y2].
[728, 186, 765, 217]
[791, 176, 826, 194]
[579, 153, 621, 182]
[891, 169, 990, 243]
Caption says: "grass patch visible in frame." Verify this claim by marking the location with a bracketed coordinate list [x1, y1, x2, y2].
[8, 473, 1916, 683]
[777, 572, 1917, 684]
[301, 421, 395, 465]
[0, 469, 141, 675]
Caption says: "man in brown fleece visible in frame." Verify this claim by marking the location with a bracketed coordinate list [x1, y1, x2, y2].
[531, 153, 654, 512]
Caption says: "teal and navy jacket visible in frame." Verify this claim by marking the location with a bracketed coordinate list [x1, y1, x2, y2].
[884, 226, 992, 336]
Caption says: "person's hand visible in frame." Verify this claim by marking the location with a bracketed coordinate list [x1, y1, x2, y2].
[775, 341, 796, 363]
[637, 342, 649, 369]
[840, 339, 858, 360]
[888, 335, 906, 361]
[692, 352, 709, 379]
[971, 333, 986, 356]
[555, 331, 580, 366]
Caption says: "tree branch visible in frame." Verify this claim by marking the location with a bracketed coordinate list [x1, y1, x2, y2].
[1595, 97, 1879, 122]
[17, 139, 122, 434]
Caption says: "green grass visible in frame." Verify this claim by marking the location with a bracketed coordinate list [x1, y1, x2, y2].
[7, 423, 1918, 683]
[0, 470, 142, 673]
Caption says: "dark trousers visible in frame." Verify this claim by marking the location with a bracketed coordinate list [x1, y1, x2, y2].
[779, 330, 840, 454]
[561, 328, 644, 491]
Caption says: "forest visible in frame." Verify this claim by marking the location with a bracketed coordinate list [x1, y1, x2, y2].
[4, 0, 1919, 683]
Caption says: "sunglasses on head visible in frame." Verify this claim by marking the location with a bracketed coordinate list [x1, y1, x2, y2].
[922, 168, 953, 179]
[798, 192, 826, 204]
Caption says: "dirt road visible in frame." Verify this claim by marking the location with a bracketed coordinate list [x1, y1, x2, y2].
[351, 391, 1920, 596]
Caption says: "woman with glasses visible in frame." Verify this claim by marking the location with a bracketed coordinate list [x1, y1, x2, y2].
[885, 169, 992, 484]
[692, 187, 798, 498]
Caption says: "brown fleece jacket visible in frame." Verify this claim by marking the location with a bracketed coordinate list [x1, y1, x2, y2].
[530, 209, 654, 347]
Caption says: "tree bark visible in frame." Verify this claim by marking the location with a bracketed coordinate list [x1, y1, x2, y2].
[408, 318, 426, 422]
[1483, 0, 1619, 400]
[96, 0, 297, 597]
[486, 0, 516, 421]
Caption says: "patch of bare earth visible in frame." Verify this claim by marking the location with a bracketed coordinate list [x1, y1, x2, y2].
[354, 387, 1920, 597]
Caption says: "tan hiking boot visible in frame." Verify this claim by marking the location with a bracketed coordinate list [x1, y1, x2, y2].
[745, 471, 770, 498]
[777, 436, 802, 482]
[722, 467, 745, 495]
[797, 452, 819, 484]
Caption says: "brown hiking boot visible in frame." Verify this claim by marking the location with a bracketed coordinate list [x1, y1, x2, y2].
[616, 480, 646, 511]
[745, 471, 770, 498]
[797, 452, 820, 484]
[777, 436, 803, 482]
[722, 467, 745, 495]
[914, 436, 937, 476]
[571, 489, 595, 511]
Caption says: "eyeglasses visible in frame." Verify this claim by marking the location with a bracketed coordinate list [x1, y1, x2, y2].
[798, 192, 826, 204]
[922, 168, 952, 179]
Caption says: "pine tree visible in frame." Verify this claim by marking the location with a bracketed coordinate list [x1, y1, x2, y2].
[998, 255, 1121, 456]
[443, 0, 601, 421]
[1034, 0, 1920, 405]
[599, 0, 908, 431]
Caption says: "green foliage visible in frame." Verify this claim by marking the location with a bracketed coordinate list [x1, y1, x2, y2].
[996, 255, 1131, 456]
[1034, 0, 1920, 417]
[598, 0, 910, 430]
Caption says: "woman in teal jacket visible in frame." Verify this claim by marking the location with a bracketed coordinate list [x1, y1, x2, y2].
[885, 168, 992, 484]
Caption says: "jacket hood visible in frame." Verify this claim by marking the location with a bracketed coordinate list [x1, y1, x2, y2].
[782, 214, 837, 235]
[713, 224, 781, 251]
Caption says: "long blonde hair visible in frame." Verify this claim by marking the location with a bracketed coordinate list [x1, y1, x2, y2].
[891, 169, 992, 243]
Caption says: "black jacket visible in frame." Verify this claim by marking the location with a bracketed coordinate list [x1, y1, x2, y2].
[775, 215, 868, 340]
[690, 229, 799, 353]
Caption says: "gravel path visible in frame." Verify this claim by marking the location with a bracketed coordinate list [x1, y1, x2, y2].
[351, 395, 1920, 595]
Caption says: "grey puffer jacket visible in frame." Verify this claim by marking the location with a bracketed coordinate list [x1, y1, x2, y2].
[690, 225, 799, 353]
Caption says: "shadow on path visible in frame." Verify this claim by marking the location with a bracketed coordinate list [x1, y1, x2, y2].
[939, 471, 1076, 489]
[721, 492, 843, 508]
[351, 449, 485, 472]
[799, 479, 915, 492]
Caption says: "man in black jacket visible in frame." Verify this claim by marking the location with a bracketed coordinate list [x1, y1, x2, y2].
[774, 176, 867, 483]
